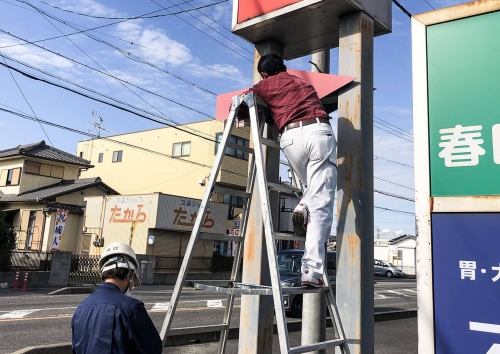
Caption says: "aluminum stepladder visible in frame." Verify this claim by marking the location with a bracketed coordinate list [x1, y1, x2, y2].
[159, 92, 350, 354]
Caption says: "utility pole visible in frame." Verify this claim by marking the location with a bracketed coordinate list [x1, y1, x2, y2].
[301, 50, 329, 354]
[238, 39, 283, 354]
[336, 12, 375, 354]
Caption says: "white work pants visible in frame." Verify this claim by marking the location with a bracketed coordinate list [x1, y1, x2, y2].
[280, 121, 337, 277]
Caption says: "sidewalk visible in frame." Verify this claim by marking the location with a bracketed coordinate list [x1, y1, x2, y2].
[165, 317, 418, 353]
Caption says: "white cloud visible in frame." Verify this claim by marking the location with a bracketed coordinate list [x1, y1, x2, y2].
[0, 35, 73, 69]
[393, 20, 403, 27]
[49, 0, 124, 17]
[115, 23, 192, 67]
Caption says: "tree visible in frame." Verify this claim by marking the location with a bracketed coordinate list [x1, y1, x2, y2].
[0, 209, 17, 271]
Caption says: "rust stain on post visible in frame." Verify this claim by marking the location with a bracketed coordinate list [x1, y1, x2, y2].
[347, 234, 359, 260]
[245, 221, 256, 262]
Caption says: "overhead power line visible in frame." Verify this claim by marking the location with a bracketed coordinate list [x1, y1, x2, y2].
[374, 189, 414, 202]
[374, 176, 414, 191]
[374, 115, 413, 139]
[392, 0, 412, 18]
[38, 0, 229, 19]
[0, 106, 248, 178]
[0, 59, 218, 143]
[374, 155, 414, 168]
[375, 206, 414, 215]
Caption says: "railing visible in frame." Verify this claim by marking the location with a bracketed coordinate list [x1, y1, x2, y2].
[8, 251, 52, 271]
[154, 256, 212, 272]
[69, 255, 101, 284]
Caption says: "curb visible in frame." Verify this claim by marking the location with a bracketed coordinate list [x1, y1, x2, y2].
[12, 310, 417, 352]
[47, 286, 98, 295]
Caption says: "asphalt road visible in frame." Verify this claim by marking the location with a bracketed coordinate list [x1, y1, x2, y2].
[0, 277, 416, 353]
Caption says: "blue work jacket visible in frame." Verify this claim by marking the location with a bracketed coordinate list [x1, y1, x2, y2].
[71, 282, 162, 354]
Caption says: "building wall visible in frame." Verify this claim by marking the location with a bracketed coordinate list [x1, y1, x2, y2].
[18, 158, 81, 194]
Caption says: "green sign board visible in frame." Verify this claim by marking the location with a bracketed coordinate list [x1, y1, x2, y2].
[427, 11, 500, 196]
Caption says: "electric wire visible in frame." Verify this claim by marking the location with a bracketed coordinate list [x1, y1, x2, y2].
[38, 0, 229, 20]
[0, 106, 248, 178]
[374, 189, 414, 202]
[423, 0, 435, 10]
[148, 0, 252, 62]
[375, 206, 414, 215]
[0, 34, 217, 132]
[374, 115, 413, 139]
[0, 59, 219, 143]
[374, 155, 414, 168]
[373, 122, 413, 142]
[374, 176, 414, 191]
[16, 1, 219, 98]
[392, 0, 412, 18]
[151, 0, 252, 56]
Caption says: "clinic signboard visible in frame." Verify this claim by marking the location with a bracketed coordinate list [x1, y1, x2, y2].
[412, 2, 500, 353]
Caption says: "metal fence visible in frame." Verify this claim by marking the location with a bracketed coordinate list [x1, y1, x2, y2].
[69, 254, 101, 285]
[8, 251, 52, 271]
[154, 256, 212, 272]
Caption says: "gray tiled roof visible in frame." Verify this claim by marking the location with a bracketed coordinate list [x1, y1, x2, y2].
[0, 177, 118, 202]
[389, 234, 416, 244]
[0, 140, 92, 167]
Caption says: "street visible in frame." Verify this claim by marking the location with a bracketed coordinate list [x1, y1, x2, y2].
[0, 277, 415, 353]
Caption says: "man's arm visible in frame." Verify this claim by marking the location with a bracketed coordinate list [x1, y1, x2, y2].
[129, 303, 163, 354]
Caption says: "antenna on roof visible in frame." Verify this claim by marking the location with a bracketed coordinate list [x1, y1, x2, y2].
[89, 111, 111, 138]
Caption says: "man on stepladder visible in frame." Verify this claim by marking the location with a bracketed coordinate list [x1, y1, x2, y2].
[245, 54, 337, 288]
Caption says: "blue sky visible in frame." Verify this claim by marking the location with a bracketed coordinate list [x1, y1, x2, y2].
[0, 0, 467, 238]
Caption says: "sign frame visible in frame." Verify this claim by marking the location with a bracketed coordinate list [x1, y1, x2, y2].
[412, 2, 500, 353]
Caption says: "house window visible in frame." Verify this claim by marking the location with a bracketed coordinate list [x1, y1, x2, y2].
[172, 142, 191, 157]
[223, 194, 244, 219]
[215, 133, 249, 160]
[79, 152, 83, 158]
[112, 150, 123, 162]
[25, 161, 41, 174]
[4, 168, 21, 186]
[98, 153, 104, 163]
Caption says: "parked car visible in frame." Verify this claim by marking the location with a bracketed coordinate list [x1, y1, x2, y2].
[278, 249, 336, 318]
[374, 259, 404, 278]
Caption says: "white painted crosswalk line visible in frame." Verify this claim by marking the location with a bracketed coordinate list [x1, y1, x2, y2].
[403, 289, 417, 294]
[385, 290, 410, 297]
[374, 292, 388, 299]
[0, 310, 39, 319]
[152, 303, 170, 310]
[207, 300, 223, 308]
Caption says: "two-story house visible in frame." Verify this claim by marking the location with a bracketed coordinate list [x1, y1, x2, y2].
[0, 141, 118, 255]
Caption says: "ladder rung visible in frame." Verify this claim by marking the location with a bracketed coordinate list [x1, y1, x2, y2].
[168, 324, 228, 336]
[289, 339, 346, 354]
[188, 282, 273, 295]
[227, 141, 254, 154]
[199, 232, 243, 242]
[267, 182, 302, 194]
[274, 232, 306, 241]
[213, 186, 250, 199]
[261, 137, 280, 149]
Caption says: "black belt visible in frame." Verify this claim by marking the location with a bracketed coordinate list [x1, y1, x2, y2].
[282, 117, 330, 133]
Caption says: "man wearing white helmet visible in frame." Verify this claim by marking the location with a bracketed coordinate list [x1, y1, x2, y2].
[71, 242, 162, 354]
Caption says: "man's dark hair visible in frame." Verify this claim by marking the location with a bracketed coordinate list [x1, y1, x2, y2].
[102, 267, 130, 282]
[257, 54, 286, 76]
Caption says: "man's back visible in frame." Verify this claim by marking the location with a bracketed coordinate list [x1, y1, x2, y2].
[72, 282, 162, 354]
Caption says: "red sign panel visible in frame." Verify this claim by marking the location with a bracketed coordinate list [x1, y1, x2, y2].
[237, 0, 301, 23]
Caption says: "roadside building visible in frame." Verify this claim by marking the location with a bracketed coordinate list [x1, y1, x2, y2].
[76, 120, 251, 254]
[0, 141, 118, 259]
[374, 234, 416, 275]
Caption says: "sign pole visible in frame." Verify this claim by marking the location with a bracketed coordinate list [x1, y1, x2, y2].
[337, 12, 375, 354]
[238, 39, 283, 354]
[301, 50, 329, 354]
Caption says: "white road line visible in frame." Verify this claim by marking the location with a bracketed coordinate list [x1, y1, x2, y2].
[152, 303, 170, 310]
[0, 310, 39, 319]
[385, 290, 410, 297]
[207, 300, 223, 308]
[374, 292, 388, 299]
[470, 321, 500, 334]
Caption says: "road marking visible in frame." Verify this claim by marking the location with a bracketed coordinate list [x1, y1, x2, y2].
[403, 289, 417, 294]
[0, 310, 39, 319]
[374, 292, 388, 299]
[384, 290, 411, 297]
[470, 321, 500, 334]
[207, 300, 223, 308]
[152, 303, 170, 310]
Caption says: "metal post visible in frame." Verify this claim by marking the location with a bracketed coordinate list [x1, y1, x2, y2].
[336, 12, 374, 354]
[238, 39, 283, 354]
[301, 50, 329, 354]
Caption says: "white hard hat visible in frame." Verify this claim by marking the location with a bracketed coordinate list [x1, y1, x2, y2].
[99, 242, 141, 288]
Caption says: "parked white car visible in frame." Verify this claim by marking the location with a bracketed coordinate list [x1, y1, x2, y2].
[374, 259, 404, 278]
